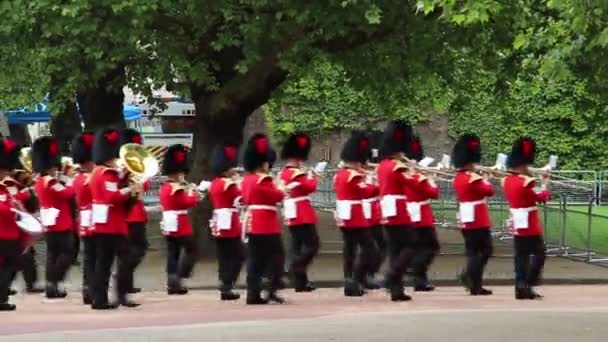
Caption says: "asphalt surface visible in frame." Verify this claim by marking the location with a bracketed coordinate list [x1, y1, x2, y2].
[3, 286, 608, 341]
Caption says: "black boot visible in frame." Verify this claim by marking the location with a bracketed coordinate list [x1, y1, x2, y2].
[529, 288, 543, 300]
[9, 289, 17, 296]
[91, 302, 119, 310]
[470, 287, 493, 296]
[118, 296, 141, 308]
[167, 275, 188, 295]
[363, 275, 382, 290]
[344, 279, 365, 297]
[294, 273, 315, 293]
[414, 274, 435, 292]
[46, 283, 67, 299]
[515, 287, 531, 300]
[267, 291, 286, 304]
[220, 282, 240, 301]
[128, 287, 142, 294]
[246, 290, 268, 305]
[0, 303, 16, 311]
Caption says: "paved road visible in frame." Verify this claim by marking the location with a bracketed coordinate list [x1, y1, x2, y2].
[3, 286, 608, 341]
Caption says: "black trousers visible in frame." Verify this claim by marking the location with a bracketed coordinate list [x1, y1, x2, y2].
[288, 224, 320, 276]
[123, 222, 149, 289]
[384, 225, 416, 283]
[45, 231, 74, 283]
[215, 237, 245, 288]
[11, 247, 39, 288]
[91, 234, 129, 305]
[411, 227, 440, 282]
[165, 236, 197, 279]
[513, 235, 546, 288]
[247, 234, 284, 294]
[369, 225, 387, 275]
[82, 237, 96, 295]
[340, 228, 380, 283]
[461, 229, 493, 290]
[71, 229, 80, 264]
[0, 240, 20, 303]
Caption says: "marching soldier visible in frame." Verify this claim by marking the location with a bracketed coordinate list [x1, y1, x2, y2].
[334, 130, 380, 297]
[503, 137, 550, 300]
[89, 128, 139, 309]
[452, 134, 494, 296]
[364, 147, 385, 289]
[208, 144, 245, 300]
[32, 137, 75, 299]
[119, 129, 150, 294]
[241, 134, 287, 305]
[71, 132, 95, 304]
[279, 132, 319, 292]
[159, 144, 200, 295]
[5, 156, 44, 294]
[0, 138, 23, 311]
[404, 136, 440, 292]
[376, 121, 417, 301]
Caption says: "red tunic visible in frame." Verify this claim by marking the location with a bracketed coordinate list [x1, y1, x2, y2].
[452, 171, 494, 230]
[241, 173, 285, 235]
[0, 182, 19, 241]
[377, 159, 417, 226]
[126, 180, 150, 223]
[279, 166, 317, 226]
[208, 177, 242, 238]
[159, 181, 200, 237]
[405, 172, 439, 228]
[90, 167, 131, 235]
[333, 167, 378, 229]
[73, 171, 93, 237]
[502, 173, 550, 237]
[34, 175, 75, 232]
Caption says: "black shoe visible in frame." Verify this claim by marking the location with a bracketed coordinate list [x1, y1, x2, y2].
[9, 289, 17, 296]
[220, 291, 241, 301]
[91, 303, 119, 310]
[470, 288, 493, 296]
[267, 292, 286, 304]
[344, 280, 365, 297]
[414, 284, 436, 292]
[127, 287, 142, 294]
[83, 293, 92, 305]
[391, 291, 413, 302]
[295, 282, 316, 293]
[26, 286, 45, 294]
[515, 287, 531, 300]
[167, 287, 189, 295]
[119, 299, 141, 308]
[0, 303, 16, 311]
[46, 284, 67, 299]
[246, 293, 268, 305]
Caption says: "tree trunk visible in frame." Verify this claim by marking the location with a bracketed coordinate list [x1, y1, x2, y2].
[77, 67, 126, 130]
[50, 101, 81, 154]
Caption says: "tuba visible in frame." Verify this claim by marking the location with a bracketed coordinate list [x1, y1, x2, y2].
[118, 143, 160, 183]
[18, 147, 33, 173]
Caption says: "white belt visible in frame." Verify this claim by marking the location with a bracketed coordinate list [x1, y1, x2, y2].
[287, 196, 310, 203]
[247, 205, 278, 211]
[459, 199, 486, 206]
[163, 210, 188, 215]
[381, 194, 407, 201]
[510, 207, 537, 213]
[213, 208, 238, 214]
[363, 197, 380, 203]
[336, 199, 363, 205]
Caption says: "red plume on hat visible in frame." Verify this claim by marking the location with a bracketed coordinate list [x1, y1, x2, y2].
[32, 136, 61, 173]
[162, 144, 190, 175]
[244, 133, 274, 172]
[452, 134, 482, 168]
[281, 131, 311, 161]
[381, 120, 412, 156]
[211, 144, 239, 176]
[82, 133, 94, 149]
[93, 128, 121, 164]
[507, 137, 536, 168]
[2, 139, 16, 155]
[224, 146, 236, 161]
[105, 130, 119, 144]
[0, 138, 19, 170]
[72, 132, 95, 164]
[340, 130, 371, 163]
[406, 135, 424, 161]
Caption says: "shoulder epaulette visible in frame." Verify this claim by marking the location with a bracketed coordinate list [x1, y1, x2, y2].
[290, 169, 306, 180]
[256, 173, 273, 184]
[170, 182, 186, 195]
[42, 175, 55, 188]
[223, 179, 237, 191]
[518, 174, 536, 187]
[467, 171, 483, 184]
[417, 174, 428, 183]
[392, 160, 408, 172]
[346, 169, 363, 183]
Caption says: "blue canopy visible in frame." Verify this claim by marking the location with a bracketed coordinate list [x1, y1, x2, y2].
[4, 102, 141, 125]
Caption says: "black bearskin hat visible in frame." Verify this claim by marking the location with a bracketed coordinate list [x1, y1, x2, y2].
[243, 133, 273, 172]
[406, 135, 424, 162]
[380, 120, 412, 157]
[452, 134, 482, 169]
[340, 130, 371, 163]
[93, 128, 121, 164]
[71, 132, 95, 164]
[119, 128, 143, 146]
[0, 138, 20, 170]
[32, 136, 61, 173]
[210, 144, 239, 177]
[507, 137, 536, 169]
[280, 132, 311, 161]
[162, 144, 190, 175]
[268, 148, 277, 169]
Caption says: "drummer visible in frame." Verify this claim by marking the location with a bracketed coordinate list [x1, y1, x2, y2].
[0, 138, 23, 311]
